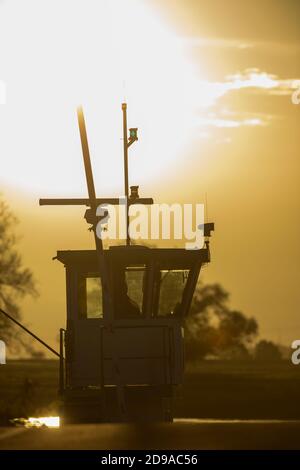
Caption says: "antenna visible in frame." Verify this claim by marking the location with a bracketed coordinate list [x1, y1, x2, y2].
[122, 80, 127, 103]
[122, 102, 129, 245]
[122, 102, 138, 246]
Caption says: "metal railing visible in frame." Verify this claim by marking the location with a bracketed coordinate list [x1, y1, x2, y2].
[59, 328, 66, 394]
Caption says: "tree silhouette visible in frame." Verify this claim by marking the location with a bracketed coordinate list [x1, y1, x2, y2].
[0, 198, 37, 351]
[254, 340, 282, 362]
[185, 282, 258, 361]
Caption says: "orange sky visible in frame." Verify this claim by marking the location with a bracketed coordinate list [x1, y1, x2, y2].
[0, 0, 299, 352]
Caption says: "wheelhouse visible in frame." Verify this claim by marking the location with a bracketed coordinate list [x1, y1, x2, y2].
[58, 245, 210, 322]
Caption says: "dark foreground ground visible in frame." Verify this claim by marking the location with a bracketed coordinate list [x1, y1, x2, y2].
[1, 360, 300, 450]
[1, 359, 300, 423]
[1, 420, 300, 450]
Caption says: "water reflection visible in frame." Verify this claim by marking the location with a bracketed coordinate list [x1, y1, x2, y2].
[11, 416, 60, 428]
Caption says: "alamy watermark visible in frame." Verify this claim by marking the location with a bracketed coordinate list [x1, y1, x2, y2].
[291, 81, 300, 105]
[0, 340, 6, 364]
[291, 340, 300, 365]
[95, 199, 205, 250]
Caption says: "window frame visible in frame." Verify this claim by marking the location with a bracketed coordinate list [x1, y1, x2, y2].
[112, 263, 150, 319]
[152, 265, 191, 318]
[77, 272, 104, 320]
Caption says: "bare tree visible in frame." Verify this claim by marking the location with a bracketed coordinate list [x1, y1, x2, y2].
[0, 197, 37, 352]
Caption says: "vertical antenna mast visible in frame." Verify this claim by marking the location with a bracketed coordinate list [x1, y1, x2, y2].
[122, 102, 130, 246]
[122, 102, 138, 246]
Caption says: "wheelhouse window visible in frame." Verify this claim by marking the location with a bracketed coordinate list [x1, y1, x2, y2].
[115, 265, 146, 319]
[156, 269, 189, 317]
[78, 274, 103, 319]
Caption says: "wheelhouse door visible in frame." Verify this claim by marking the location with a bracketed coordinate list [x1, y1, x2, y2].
[68, 271, 104, 387]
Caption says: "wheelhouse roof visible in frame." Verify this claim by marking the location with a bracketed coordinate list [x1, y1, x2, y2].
[56, 245, 209, 271]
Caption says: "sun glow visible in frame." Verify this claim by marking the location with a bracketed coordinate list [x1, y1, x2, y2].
[0, 0, 198, 196]
[26, 416, 60, 428]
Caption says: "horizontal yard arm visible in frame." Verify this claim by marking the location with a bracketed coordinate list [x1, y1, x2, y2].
[39, 198, 154, 206]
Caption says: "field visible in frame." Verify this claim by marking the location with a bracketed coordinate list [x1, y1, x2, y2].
[1, 359, 300, 425]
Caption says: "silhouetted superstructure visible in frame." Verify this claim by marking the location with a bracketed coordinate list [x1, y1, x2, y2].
[39, 103, 214, 423]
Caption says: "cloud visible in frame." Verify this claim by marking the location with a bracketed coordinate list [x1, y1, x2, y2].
[190, 69, 299, 129]
[226, 69, 299, 95]
[196, 113, 269, 129]
[226, 69, 278, 89]
[191, 69, 300, 110]
[180, 37, 254, 50]
[181, 37, 300, 55]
